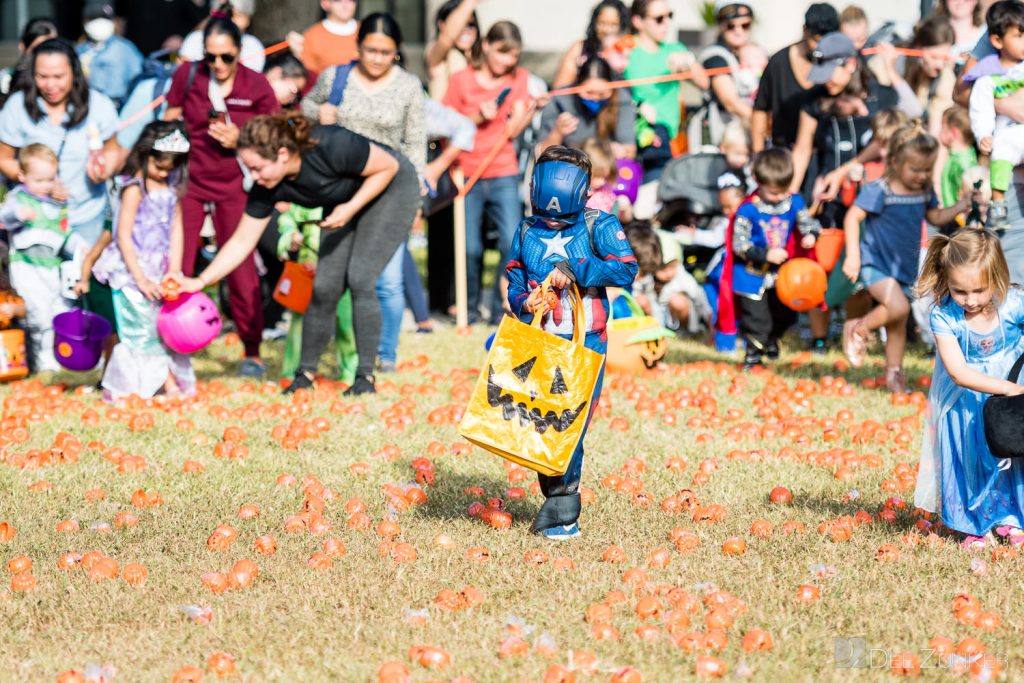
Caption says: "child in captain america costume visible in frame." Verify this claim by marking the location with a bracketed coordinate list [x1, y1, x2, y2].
[505, 145, 638, 540]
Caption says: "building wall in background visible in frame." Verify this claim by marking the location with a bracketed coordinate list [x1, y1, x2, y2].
[423, 0, 923, 54]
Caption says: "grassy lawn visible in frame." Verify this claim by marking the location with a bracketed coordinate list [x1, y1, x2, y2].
[0, 328, 1017, 682]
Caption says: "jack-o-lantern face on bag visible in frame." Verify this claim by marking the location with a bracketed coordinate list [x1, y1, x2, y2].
[639, 337, 668, 369]
[485, 356, 587, 434]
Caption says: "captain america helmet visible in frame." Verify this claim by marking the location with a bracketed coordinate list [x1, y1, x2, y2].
[530, 160, 590, 223]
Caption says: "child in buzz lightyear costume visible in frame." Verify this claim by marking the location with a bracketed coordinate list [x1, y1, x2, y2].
[0, 143, 74, 372]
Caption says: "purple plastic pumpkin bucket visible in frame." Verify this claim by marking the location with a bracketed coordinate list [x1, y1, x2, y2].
[157, 291, 222, 354]
[52, 308, 113, 371]
[613, 159, 643, 204]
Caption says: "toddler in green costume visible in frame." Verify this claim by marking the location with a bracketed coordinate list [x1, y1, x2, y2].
[276, 204, 357, 384]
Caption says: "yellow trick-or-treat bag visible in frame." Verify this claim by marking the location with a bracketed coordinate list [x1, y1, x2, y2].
[459, 278, 604, 476]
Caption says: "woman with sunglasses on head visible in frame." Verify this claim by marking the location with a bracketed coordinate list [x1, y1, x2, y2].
[551, 0, 630, 89]
[300, 12, 426, 373]
[179, 1, 267, 72]
[163, 16, 279, 378]
[625, 0, 709, 181]
[688, 1, 766, 150]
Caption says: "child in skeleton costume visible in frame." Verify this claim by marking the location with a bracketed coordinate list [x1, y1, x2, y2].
[0, 143, 73, 372]
[505, 146, 638, 540]
[92, 121, 195, 399]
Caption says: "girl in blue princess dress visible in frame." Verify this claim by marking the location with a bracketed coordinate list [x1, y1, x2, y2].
[915, 229, 1024, 549]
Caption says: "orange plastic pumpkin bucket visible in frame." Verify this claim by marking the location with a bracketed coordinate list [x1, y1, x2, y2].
[815, 229, 845, 272]
[0, 329, 28, 381]
[273, 261, 315, 314]
[776, 258, 827, 312]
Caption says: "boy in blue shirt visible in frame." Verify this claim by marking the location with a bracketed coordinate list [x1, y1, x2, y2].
[505, 145, 638, 540]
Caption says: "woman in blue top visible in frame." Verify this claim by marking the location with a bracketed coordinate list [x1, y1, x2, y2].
[0, 39, 120, 250]
[916, 229, 1024, 548]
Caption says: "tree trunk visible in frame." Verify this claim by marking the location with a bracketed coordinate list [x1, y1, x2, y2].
[248, 0, 320, 42]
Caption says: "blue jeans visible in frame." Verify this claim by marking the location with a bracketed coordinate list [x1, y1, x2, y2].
[537, 336, 607, 499]
[376, 243, 405, 365]
[462, 175, 522, 319]
[402, 245, 430, 324]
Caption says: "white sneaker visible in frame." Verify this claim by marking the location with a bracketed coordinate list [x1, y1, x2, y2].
[541, 523, 581, 541]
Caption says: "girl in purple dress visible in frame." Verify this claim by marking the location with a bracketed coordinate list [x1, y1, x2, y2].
[93, 121, 195, 400]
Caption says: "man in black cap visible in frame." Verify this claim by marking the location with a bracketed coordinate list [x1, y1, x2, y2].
[752, 2, 840, 152]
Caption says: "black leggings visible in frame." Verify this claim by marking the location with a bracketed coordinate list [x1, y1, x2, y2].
[299, 159, 419, 377]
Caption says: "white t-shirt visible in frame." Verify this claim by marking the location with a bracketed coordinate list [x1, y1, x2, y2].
[179, 31, 266, 72]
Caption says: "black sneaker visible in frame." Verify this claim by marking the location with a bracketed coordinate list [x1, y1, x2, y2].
[742, 351, 763, 370]
[765, 342, 780, 360]
[283, 371, 314, 394]
[811, 338, 828, 356]
[344, 374, 376, 396]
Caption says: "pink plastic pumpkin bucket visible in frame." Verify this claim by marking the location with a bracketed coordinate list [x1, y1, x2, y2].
[157, 291, 222, 354]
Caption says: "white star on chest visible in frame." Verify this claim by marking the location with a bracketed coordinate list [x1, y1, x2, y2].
[539, 232, 574, 260]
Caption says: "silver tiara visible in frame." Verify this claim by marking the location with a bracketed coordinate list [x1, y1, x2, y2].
[154, 129, 190, 154]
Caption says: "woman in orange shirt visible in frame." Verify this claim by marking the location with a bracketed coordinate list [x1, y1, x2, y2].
[442, 22, 537, 324]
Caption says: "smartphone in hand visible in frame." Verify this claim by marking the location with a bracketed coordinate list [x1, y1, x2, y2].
[208, 108, 227, 125]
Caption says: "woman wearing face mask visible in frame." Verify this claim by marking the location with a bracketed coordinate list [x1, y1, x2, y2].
[180, 1, 267, 72]
[163, 17, 278, 377]
[300, 12, 425, 373]
[538, 57, 636, 159]
[551, 0, 631, 89]
[625, 0, 709, 181]
[0, 18, 57, 108]
[76, 1, 144, 109]
[442, 21, 538, 325]
[0, 39, 120, 250]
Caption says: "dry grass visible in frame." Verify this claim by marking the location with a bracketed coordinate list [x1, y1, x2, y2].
[0, 328, 1019, 682]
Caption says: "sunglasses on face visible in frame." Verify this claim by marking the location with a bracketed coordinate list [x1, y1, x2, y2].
[726, 20, 752, 31]
[204, 52, 237, 65]
[648, 11, 674, 24]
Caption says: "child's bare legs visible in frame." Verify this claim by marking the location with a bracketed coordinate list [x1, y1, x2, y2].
[809, 308, 830, 352]
[854, 278, 910, 392]
[162, 370, 183, 397]
[633, 292, 653, 316]
[102, 334, 117, 366]
[666, 293, 690, 327]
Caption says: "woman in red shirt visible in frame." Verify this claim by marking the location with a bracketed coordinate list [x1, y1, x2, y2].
[442, 21, 537, 324]
[164, 17, 278, 376]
